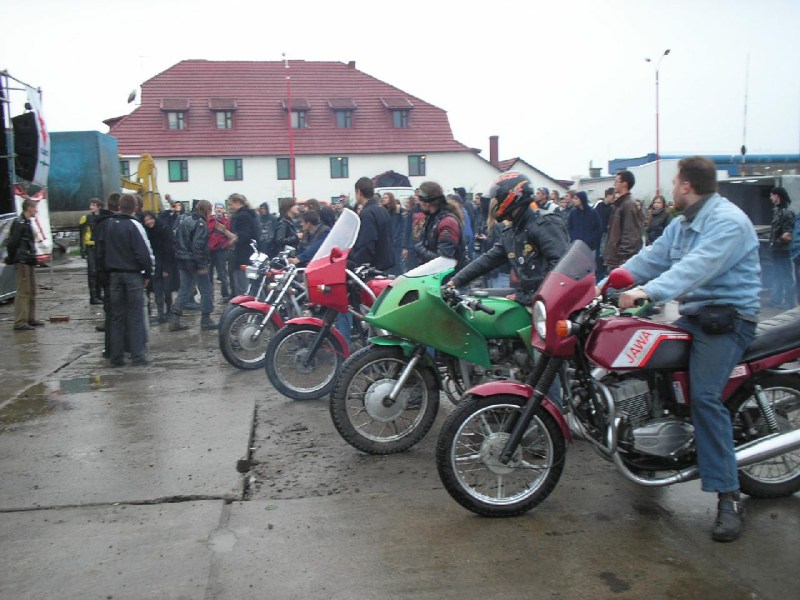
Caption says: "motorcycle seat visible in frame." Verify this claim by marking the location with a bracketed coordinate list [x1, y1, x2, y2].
[742, 306, 800, 362]
[471, 288, 516, 298]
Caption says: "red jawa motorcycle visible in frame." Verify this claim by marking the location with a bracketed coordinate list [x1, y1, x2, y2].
[436, 240, 800, 516]
[265, 209, 393, 400]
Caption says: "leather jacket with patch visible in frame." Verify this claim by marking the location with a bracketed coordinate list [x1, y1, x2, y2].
[414, 207, 466, 271]
[452, 208, 569, 305]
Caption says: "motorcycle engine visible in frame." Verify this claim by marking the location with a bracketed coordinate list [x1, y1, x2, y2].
[605, 376, 695, 458]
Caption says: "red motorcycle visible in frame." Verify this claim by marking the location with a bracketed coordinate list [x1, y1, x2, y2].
[265, 209, 392, 400]
[436, 240, 800, 516]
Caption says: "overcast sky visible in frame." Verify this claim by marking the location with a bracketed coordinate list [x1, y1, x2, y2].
[3, 0, 799, 181]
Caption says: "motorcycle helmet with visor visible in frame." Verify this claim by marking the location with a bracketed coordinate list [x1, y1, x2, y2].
[489, 172, 533, 221]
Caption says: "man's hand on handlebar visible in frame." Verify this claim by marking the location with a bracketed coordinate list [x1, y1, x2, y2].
[619, 287, 649, 309]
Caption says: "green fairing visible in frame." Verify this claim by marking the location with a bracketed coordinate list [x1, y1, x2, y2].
[365, 261, 531, 368]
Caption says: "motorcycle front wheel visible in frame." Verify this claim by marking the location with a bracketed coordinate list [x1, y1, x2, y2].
[436, 394, 566, 517]
[218, 306, 278, 370]
[329, 345, 439, 455]
[265, 323, 346, 400]
[730, 374, 800, 498]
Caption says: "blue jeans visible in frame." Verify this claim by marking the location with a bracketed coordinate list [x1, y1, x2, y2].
[209, 249, 230, 299]
[675, 315, 757, 493]
[109, 272, 146, 363]
[173, 260, 213, 315]
[771, 253, 795, 306]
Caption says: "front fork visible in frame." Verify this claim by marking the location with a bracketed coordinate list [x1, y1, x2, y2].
[301, 307, 337, 368]
[499, 355, 564, 464]
[386, 346, 425, 402]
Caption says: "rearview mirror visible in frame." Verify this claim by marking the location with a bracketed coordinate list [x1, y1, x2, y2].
[603, 268, 635, 294]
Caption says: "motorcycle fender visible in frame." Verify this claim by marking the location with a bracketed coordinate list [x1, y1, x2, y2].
[368, 336, 440, 385]
[230, 294, 255, 305]
[283, 316, 350, 359]
[466, 381, 572, 443]
[240, 301, 285, 328]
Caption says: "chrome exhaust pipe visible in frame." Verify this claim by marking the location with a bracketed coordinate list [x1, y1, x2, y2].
[614, 428, 800, 487]
[734, 429, 800, 468]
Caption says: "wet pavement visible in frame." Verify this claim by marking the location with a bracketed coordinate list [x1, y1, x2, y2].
[0, 258, 797, 599]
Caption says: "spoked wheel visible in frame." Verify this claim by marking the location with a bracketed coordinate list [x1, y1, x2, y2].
[436, 394, 566, 517]
[265, 324, 347, 400]
[330, 346, 439, 454]
[218, 306, 278, 370]
[731, 374, 800, 498]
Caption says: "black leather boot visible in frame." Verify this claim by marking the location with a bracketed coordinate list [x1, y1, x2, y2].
[712, 491, 744, 542]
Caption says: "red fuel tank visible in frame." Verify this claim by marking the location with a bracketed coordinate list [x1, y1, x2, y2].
[586, 317, 692, 371]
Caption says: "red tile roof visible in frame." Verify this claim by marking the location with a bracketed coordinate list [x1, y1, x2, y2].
[109, 60, 470, 158]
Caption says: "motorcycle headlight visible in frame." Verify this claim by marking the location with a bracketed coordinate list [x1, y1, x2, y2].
[245, 266, 259, 280]
[533, 301, 547, 340]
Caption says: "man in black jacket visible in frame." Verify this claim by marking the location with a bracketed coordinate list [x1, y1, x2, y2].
[349, 177, 394, 271]
[449, 173, 568, 306]
[170, 199, 217, 331]
[6, 198, 43, 331]
[103, 194, 154, 366]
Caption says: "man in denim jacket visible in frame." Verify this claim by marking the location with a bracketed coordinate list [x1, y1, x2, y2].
[616, 156, 761, 543]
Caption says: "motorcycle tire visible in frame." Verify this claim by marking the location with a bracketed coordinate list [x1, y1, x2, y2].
[265, 323, 347, 400]
[436, 394, 566, 517]
[329, 345, 439, 455]
[218, 306, 279, 370]
[730, 374, 800, 498]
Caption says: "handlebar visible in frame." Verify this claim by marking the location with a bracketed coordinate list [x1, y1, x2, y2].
[441, 286, 495, 315]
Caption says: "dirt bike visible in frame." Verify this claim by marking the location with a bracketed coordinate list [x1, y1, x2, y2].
[265, 209, 393, 400]
[436, 240, 800, 517]
[218, 257, 307, 370]
[329, 255, 535, 455]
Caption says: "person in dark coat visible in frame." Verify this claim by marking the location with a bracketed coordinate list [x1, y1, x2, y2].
[645, 195, 671, 245]
[170, 199, 217, 331]
[350, 177, 394, 271]
[103, 194, 154, 366]
[143, 211, 175, 323]
[402, 193, 424, 271]
[567, 191, 603, 250]
[768, 186, 796, 308]
[6, 198, 42, 330]
[217, 193, 261, 296]
[273, 197, 301, 252]
[380, 191, 405, 276]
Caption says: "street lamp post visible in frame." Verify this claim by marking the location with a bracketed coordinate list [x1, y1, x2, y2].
[645, 49, 670, 195]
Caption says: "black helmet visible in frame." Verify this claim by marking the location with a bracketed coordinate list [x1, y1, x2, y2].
[489, 172, 532, 221]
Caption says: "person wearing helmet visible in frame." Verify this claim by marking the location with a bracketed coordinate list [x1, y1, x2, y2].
[448, 172, 569, 305]
[414, 181, 467, 271]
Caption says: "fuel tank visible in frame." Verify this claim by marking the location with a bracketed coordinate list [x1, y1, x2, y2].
[586, 317, 692, 371]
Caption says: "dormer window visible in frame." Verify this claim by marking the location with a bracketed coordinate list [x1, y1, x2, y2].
[328, 98, 357, 129]
[167, 111, 186, 130]
[161, 99, 190, 130]
[381, 97, 413, 129]
[282, 98, 310, 129]
[209, 98, 238, 129]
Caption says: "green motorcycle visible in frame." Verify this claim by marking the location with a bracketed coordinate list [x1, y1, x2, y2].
[329, 256, 534, 455]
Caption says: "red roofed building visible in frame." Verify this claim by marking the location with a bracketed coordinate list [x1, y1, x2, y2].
[108, 59, 514, 207]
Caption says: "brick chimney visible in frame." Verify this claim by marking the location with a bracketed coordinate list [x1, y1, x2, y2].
[489, 136, 499, 167]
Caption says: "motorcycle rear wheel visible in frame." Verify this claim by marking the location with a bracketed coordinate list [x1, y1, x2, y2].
[219, 306, 278, 370]
[731, 374, 800, 498]
[265, 323, 346, 400]
[436, 394, 566, 517]
[330, 346, 439, 455]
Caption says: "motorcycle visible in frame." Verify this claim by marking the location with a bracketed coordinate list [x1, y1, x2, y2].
[436, 240, 800, 517]
[265, 209, 393, 400]
[218, 255, 308, 370]
[219, 242, 275, 324]
[329, 256, 534, 455]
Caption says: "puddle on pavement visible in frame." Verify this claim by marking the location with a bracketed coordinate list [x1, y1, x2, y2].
[0, 375, 116, 426]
